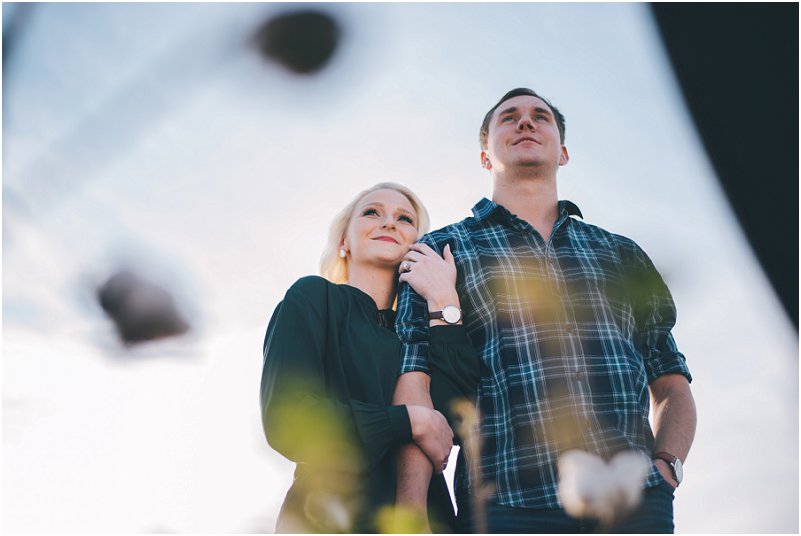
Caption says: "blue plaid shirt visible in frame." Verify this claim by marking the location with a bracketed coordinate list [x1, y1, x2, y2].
[397, 198, 692, 509]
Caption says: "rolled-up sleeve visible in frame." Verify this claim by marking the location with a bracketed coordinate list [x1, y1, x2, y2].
[631, 245, 693, 384]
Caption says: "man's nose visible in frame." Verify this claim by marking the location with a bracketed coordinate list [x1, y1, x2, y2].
[517, 115, 535, 130]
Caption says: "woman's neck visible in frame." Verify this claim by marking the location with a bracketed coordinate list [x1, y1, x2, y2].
[347, 266, 397, 310]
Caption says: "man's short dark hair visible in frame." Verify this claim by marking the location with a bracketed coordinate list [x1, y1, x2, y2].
[479, 88, 566, 150]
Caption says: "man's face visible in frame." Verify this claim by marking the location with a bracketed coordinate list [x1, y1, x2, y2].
[482, 95, 568, 173]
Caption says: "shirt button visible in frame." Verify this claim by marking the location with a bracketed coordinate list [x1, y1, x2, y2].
[575, 371, 584, 381]
[566, 324, 575, 333]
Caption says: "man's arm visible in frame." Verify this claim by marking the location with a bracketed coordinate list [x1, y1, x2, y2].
[393, 239, 463, 526]
[628, 242, 696, 487]
[650, 374, 697, 488]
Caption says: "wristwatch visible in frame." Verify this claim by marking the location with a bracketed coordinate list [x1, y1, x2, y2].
[653, 451, 683, 485]
[427, 305, 462, 324]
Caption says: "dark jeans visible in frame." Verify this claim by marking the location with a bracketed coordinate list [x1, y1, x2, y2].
[456, 481, 675, 534]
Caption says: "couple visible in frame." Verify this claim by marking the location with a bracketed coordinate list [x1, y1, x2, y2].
[260, 88, 696, 533]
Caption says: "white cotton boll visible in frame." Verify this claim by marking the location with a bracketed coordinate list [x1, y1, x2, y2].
[609, 450, 651, 511]
[557, 449, 650, 527]
[322, 498, 350, 533]
[557, 450, 607, 520]
[303, 492, 352, 532]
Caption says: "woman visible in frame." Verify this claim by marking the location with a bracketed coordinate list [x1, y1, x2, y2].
[260, 183, 478, 533]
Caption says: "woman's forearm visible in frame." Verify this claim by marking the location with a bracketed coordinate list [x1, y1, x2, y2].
[393, 372, 435, 513]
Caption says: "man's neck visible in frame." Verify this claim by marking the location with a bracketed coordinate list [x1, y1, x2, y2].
[491, 170, 560, 242]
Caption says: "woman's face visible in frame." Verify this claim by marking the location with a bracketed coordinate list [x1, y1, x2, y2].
[342, 188, 419, 272]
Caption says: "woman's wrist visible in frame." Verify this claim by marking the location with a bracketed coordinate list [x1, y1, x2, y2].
[427, 292, 461, 327]
[426, 292, 460, 312]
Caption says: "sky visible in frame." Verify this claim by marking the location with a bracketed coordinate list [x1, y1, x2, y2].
[2, 3, 798, 533]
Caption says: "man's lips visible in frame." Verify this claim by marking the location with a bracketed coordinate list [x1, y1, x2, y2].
[513, 137, 540, 145]
[372, 236, 399, 244]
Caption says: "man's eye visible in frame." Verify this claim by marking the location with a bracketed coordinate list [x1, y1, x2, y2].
[501, 116, 514, 122]
[536, 114, 549, 121]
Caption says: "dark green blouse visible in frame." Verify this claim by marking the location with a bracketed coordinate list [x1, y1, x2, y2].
[260, 276, 480, 533]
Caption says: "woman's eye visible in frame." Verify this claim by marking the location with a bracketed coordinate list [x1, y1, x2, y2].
[399, 215, 415, 224]
[363, 208, 379, 216]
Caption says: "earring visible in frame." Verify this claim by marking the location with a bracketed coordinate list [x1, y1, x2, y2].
[339, 248, 347, 259]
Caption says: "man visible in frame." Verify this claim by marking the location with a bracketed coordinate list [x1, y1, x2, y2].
[393, 88, 696, 533]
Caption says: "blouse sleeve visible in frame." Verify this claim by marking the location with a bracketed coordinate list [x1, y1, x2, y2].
[427, 324, 482, 445]
[260, 277, 412, 472]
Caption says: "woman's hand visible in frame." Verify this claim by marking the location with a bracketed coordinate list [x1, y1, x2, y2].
[398, 243, 460, 313]
[405, 405, 454, 474]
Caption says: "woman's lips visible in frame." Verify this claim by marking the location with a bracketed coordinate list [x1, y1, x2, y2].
[372, 236, 399, 244]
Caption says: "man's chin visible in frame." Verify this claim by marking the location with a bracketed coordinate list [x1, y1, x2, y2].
[515, 158, 549, 167]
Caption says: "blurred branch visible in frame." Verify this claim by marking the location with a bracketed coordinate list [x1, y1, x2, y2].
[2, 3, 36, 75]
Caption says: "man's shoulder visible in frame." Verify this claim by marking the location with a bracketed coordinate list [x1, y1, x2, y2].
[568, 218, 651, 268]
[570, 217, 641, 249]
[419, 215, 484, 247]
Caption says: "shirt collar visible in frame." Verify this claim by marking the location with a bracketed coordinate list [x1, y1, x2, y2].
[472, 198, 583, 223]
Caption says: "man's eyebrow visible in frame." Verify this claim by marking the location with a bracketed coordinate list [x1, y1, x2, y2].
[496, 105, 553, 118]
[497, 106, 518, 117]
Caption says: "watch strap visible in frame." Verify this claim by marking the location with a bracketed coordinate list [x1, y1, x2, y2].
[425, 305, 461, 324]
[652, 451, 678, 464]
[653, 451, 682, 484]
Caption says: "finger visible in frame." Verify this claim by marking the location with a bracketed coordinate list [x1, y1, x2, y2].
[403, 250, 425, 263]
[433, 456, 447, 475]
[443, 243, 455, 265]
[408, 243, 436, 256]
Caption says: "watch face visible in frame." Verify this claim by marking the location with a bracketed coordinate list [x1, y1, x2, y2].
[442, 305, 461, 324]
[673, 458, 684, 483]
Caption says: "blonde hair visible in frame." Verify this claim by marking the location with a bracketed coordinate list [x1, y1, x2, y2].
[320, 182, 430, 284]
